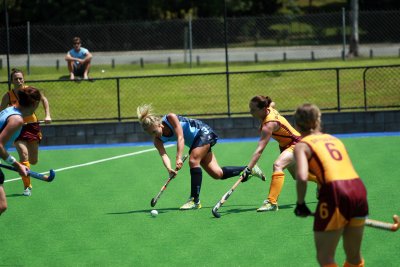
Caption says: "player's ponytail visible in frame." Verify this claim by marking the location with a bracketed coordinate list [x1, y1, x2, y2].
[250, 95, 273, 109]
[137, 104, 161, 130]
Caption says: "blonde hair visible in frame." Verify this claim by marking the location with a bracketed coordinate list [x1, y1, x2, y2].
[294, 103, 321, 133]
[137, 104, 161, 130]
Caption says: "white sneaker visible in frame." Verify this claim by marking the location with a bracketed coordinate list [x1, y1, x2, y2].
[251, 165, 266, 181]
[257, 200, 278, 212]
[23, 187, 32, 196]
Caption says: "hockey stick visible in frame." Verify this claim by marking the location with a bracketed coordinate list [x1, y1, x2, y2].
[24, 120, 45, 125]
[150, 155, 188, 207]
[365, 215, 399, 232]
[212, 175, 244, 218]
[0, 163, 55, 182]
[307, 212, 399, 232]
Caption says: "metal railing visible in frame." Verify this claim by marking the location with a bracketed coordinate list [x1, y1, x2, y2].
[0, 64, 398, 123]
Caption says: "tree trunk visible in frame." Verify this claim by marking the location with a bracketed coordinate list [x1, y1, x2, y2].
[348, 0, 359, 57]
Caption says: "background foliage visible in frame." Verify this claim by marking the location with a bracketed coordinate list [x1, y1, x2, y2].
[2, 0, 400, 26]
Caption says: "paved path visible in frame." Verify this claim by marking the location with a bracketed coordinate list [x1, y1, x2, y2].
[1, 43, 399, 68]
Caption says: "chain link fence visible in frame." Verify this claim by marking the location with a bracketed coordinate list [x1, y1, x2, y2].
[1, 10, 400, 67]
[0, 65, 398, 123]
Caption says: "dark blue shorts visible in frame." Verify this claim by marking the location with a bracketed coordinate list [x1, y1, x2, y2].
[73, 63, 86, 76]
[189, 131, 218, 154]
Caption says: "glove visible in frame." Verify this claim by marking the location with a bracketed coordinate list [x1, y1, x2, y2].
[241, 167, 252, 183]
[294, 202, 312, 217]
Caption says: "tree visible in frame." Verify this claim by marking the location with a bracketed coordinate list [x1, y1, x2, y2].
[348, 0, 359, 57]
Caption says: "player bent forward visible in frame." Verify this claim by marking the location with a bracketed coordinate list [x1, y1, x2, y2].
[293, 103, 368, 267]
[137, 104, 265, 210]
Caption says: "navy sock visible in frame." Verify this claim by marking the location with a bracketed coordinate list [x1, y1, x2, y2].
[190, 167, 202, 203]
[221, 166, 246, 179]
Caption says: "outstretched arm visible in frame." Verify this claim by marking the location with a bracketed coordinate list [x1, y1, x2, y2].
[154, 137, 176, 178]
[166, 113, 185, 170]
[40, 94, 52, 123]
[246, 122, 276, 170]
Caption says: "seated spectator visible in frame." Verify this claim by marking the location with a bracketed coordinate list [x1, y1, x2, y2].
[65, 37, 92, 80]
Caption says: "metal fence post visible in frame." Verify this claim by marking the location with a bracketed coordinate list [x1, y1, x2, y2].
[116, 78, 121, 121]
[336, 68, 341, 112]
[188, 15, 193, 68]
[224, 0, 231, 117]
[363, 68, 369, 111]
[27, 21, 31, 75]
[342, 8, 346, 61]
[183, 26, 188, 64]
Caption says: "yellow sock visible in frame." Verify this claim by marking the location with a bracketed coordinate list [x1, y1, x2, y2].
[21, 161, 31, 189]
[267, 171, 284, 204]
[343, 259, 364, 267]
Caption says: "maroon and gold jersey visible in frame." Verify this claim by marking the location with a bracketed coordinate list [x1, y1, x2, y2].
[262, 107, 301, 150]
[300, 133, 359, 185]
[300, 133, 368, 231]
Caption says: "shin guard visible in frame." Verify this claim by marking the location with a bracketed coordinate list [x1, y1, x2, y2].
[267, 171, 284, 204]
[221, 166, 246, 179]
[21, 161, 31, 188]
[190, 167, 202, 203]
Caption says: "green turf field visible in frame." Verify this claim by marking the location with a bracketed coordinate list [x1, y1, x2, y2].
[1, 135, 399, 266]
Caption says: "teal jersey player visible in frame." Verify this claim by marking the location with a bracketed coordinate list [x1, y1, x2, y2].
[137, 104, 266, 210]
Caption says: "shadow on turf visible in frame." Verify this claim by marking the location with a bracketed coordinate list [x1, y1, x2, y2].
[59, 75, 95, 82]
[107, 207, 180, 215]
[106, 202, 317, 217]
[6, 193, 24, 198]
[215, 202, 318, 218]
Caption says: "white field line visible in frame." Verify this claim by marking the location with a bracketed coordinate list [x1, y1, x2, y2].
[4, 144, 173, 183]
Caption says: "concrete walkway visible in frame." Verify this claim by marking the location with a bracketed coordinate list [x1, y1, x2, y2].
[1, 43, 399, 68]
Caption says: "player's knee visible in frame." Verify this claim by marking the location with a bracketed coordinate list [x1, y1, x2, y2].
[210, 172, 223, 180]
[272, 161, 284, 171]
[188, 158, 200, 168]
